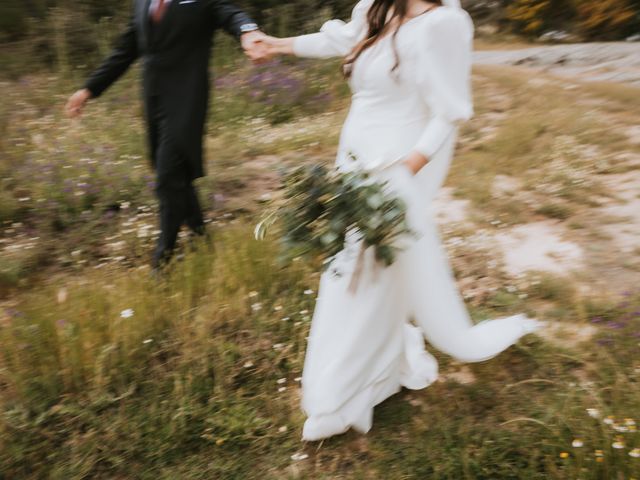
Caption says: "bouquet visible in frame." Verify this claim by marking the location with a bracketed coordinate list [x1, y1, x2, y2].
[255, 164, 414, 289]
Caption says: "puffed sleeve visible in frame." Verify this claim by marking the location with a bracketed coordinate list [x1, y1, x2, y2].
[293, 0, 372, 59]
[412, 8, 474, 160]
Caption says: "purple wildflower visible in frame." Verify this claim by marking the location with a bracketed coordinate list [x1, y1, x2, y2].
[605, 321, 625, 330]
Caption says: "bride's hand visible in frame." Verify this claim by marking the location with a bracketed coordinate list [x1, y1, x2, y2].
[258, 35, 296, 57]
[403, 151, 429, 175]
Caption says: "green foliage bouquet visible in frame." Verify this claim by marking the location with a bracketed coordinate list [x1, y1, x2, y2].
[255, 164, 414, 273]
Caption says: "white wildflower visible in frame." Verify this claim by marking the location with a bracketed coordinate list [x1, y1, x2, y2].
[251, 303, 262, 312]
[57, 288, 68, 304]
[586, 408, 600, 419]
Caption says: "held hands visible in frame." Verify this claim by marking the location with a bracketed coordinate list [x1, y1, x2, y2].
[257, 35, 295, 57]
[241, 30, 272, 63]
[65, 88, 92, 118]
[241, 31, 295, 63]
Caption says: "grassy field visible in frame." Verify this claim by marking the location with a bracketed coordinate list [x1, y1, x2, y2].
[1, 54, 640, 479]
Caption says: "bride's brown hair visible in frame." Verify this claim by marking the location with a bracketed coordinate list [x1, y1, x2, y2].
[343, 0, 441, 77]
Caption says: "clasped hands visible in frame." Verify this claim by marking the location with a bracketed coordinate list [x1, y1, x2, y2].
[240, 31, 293, 63]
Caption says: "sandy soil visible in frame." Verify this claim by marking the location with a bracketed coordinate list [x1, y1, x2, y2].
[597, 169, 640, 254]
[492, 222, 585, 278]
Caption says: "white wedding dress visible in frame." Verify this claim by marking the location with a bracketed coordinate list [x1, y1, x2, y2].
[292, 0, 540, 441]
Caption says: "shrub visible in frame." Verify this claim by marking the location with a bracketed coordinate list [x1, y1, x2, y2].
[505, 0, 640, 39]
[505, 0, 576, 36]
[572, 0, 639, 39]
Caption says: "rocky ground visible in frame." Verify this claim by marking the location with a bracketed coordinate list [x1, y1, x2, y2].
[474, 42, 640, 86]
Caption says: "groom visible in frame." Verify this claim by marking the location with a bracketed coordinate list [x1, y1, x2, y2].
[66, 0, 269, 269]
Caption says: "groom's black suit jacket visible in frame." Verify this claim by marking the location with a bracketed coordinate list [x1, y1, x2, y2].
[85, 0, 256, 180]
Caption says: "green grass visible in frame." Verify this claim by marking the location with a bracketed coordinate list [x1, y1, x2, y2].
[1, 231, 314, 478]
[1, 232, 639, 478]
[535, 203, 575, 220]
[2, 54, 640, 478]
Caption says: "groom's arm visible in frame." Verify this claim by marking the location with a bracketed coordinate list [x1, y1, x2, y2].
[84, 17, 140, 98]
[66, 17, 139, 117]
[208, 0, 269, 62]
[208, 0, 257, 38]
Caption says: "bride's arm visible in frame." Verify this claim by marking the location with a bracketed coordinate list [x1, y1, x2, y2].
[404, 9, 474, 174]
[263, 37, 296, 56]
[265, 0, 371, 59]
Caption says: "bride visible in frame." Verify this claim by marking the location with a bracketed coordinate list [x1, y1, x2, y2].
[261, 0, 541, 441]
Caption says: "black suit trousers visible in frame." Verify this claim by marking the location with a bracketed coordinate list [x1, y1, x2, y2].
[147, 95, 205, 268]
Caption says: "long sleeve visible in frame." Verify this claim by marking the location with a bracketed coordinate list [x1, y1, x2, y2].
[84, 18, 139, 98]
[293, 0, 372, 59]
[412, 9, 474, 159]
[209, 0, 257, 39]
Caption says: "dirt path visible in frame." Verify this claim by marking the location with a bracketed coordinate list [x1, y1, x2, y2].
[474, 42, 640, 86]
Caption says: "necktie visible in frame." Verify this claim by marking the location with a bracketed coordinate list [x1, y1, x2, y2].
[151, 0, 168, 23]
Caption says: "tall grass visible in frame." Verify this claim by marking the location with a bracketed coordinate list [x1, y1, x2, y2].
[1, 230, 319, 478]
[1, 231, 639, 478]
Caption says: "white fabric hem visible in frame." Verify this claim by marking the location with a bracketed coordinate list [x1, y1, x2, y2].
[301, 323, 439, 441]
